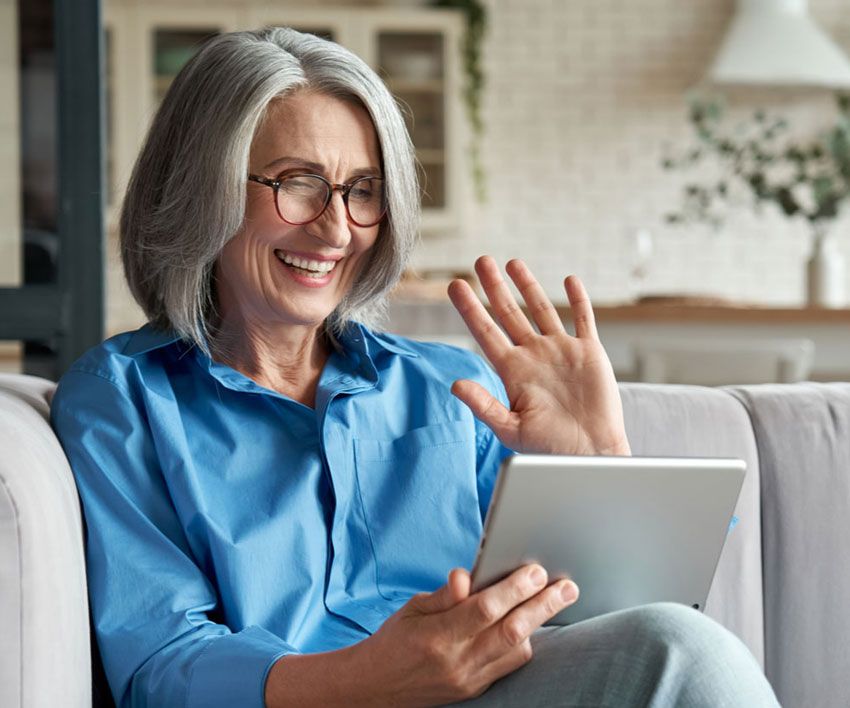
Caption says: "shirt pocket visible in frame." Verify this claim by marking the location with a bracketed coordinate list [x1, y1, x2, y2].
[353, 420, 482, 599]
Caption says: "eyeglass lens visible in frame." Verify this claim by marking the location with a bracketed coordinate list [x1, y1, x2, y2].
[277, 175, 385, 226]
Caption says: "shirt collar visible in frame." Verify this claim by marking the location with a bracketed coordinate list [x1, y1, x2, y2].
[120, 320, 420, 365]
[350, 323, 420, 360]
[122, 323, 184, 357]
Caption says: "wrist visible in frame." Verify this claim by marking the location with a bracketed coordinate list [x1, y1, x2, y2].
[610, 440, 632, 456]
[264, 643, 375, 708]
[591, 433, 631, 457]
[605, 439, 632, 456]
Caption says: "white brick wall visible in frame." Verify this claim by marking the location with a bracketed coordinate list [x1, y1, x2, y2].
[104, 0, 850, 335]
[412, 0, 850, 306]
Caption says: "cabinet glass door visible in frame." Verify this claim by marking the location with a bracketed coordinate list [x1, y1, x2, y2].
[378, 32, 446, 209]
[153, 28, 218, 103]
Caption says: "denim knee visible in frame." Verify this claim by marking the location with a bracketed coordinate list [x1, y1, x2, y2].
[619, 602, 750, 664]
[618, 602, 778, 707]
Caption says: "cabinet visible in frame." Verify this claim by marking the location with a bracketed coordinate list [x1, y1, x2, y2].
[104, 1, 466, 235]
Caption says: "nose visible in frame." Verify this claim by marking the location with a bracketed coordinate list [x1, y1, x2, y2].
[306, 190, 351, 249]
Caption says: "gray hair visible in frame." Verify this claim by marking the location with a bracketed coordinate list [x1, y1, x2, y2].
[120, 27, 419, 351]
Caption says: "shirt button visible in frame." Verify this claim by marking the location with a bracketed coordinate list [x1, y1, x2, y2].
[341, 376, 353, 385]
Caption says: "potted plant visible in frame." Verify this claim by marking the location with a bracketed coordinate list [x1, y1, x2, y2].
[662, 93, 850, 307]
[432, 0, 487, 201]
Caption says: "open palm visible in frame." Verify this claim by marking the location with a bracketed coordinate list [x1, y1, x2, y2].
[448, 256, 631, 456]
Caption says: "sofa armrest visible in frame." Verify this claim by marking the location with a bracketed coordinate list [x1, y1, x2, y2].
[0, 374, 91, 708]
[729, 383, 850, 708]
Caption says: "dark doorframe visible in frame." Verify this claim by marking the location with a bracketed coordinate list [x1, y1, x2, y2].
[0, 0, 104, 380]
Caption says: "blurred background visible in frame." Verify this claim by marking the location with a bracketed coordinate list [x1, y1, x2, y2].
[2, 0, 850, 383]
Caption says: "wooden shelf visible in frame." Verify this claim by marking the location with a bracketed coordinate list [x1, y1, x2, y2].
[559, 303, 850, 325]
[389, 292, 850, 324]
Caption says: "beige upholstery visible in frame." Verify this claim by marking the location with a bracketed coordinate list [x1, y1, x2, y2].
[4, 373, 849, 707]
[0, 374, 91, 708]
[620, 383, 764, 665]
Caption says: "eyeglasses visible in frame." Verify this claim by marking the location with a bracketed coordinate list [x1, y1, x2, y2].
[247, 173, 387, 227]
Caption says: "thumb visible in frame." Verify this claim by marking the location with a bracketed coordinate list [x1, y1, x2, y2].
[452, 379, 517, 443]
[410, 568, 471, 614]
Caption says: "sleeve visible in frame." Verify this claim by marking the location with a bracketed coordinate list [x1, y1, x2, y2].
[469, 356, 514, 521]
[51, 369, 294, 708]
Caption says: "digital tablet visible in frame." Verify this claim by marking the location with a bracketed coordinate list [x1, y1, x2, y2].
[470, 454, 745, 625]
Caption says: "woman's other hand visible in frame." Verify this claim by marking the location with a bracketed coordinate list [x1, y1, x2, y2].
[448, 256, 631, 456]
[356, 566, 578, 706]
[265, 566, 577, 707]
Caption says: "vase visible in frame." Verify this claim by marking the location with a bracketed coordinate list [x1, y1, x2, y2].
[806, 229, 846, 308]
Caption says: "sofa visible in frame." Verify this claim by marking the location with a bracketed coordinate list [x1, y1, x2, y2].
[1, 371, 848, 707]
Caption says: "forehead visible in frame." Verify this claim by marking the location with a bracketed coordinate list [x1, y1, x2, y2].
[250, 91, 381, 171]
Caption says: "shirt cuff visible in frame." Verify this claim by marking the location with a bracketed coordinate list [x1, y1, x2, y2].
[187, 625, 295, 708]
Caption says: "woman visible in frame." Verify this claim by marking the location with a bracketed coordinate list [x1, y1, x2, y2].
[52, 28, 778, 708]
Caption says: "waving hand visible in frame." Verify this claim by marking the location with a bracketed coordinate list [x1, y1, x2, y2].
[448, 256, 630, 457]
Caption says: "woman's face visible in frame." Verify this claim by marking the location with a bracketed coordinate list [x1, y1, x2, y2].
[216, 91, 383, 334]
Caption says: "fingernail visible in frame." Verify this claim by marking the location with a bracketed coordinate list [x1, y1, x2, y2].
[529, 566, 546, 587]
[561, 581, 579, 603]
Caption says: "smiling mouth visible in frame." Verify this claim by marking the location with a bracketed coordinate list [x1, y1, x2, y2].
[274, 250, 339, 279]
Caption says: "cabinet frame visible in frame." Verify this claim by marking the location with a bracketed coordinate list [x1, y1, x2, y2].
[105, 1, 466, 234]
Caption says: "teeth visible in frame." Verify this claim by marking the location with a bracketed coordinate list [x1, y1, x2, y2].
[276, 250, 337, 274]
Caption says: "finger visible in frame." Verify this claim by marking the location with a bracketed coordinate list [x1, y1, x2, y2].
[454, 564, 548, 637]
[474, 256, 536, 345]
[476, 579, 579, 664]
[451, 379, 518, 444]
[564, 275, 598, 340]
[449, 567, 472, 602]
[410, 568, 471, 615]
[448, 278, 511, 364]
[505, 259, 564, 336]
[472, 638, 534, 697]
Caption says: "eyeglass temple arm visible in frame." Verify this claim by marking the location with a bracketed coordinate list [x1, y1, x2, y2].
[247, 174, 278, 188]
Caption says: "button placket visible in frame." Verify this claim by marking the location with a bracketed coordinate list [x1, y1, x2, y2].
[318, 384, 388, 628]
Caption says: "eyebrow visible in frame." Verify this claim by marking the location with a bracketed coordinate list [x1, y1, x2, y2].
[261, 156, 382, 176]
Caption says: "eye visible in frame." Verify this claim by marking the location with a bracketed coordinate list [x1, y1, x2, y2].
[349, 178, 382, 202]
[280, 175, 325, 197]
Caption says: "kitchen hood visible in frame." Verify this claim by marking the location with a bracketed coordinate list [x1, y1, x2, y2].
[705, 0, 850, 88]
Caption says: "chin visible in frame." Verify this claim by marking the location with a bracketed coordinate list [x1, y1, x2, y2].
[276, 300, 339, 329]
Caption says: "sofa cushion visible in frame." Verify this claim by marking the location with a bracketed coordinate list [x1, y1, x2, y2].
[619, 383, 764, 667]
[729, 383, 850, 708]
[0, 374, 91, 708]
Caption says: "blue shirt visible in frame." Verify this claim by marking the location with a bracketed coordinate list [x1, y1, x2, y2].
[51, 322, 511, 708]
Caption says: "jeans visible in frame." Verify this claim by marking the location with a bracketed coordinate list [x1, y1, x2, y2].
[450, 603, 779, 707]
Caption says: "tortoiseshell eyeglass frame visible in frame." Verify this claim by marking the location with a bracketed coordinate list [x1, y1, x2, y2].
[247, 173, 387, 228]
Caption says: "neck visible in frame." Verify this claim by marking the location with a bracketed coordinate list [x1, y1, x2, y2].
[212, 318, 331, 408]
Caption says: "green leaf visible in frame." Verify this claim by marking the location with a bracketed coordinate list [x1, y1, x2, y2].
[813, 175, 835, 205]
[776, 186, 799, 216]
[748, 172, 767, 196]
